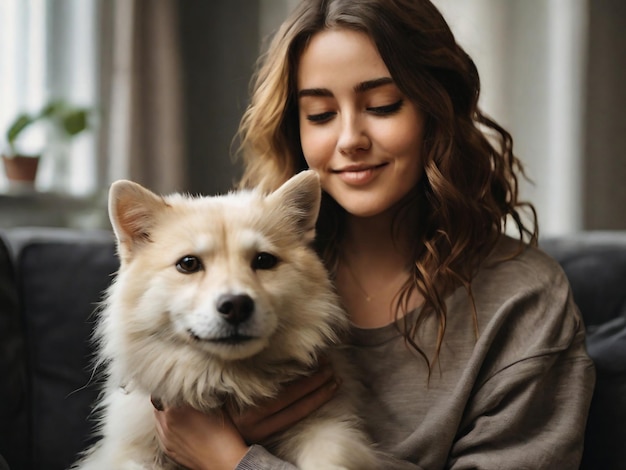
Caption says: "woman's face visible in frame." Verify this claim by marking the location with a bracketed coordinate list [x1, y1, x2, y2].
[297, 28, 425, 218]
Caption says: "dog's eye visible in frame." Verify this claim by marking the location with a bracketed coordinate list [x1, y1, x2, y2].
[176, 255, 203, 274]
[251, 252, 278, 270]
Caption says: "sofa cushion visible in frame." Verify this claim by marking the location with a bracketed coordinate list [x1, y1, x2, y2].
[0, 228, 118, 470]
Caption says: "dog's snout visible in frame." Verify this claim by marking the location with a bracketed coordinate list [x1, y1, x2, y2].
[216, 294, 254, 325]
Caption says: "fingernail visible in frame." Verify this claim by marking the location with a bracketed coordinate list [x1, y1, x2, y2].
[151, 396, 164, 411]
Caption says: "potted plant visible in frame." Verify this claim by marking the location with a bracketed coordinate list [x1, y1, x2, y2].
[2, 99, 91, 188]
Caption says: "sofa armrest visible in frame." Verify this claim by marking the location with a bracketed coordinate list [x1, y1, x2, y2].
[0, 227, 118, 470]
[0, 231, 28, 468]
[540, 231, 626, 470]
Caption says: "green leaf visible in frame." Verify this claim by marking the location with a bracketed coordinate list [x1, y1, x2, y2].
[62, 109, 88, 135]
[7, 114, 34, 145]
[5, 100, 92, 154]
[40, 100, 67, 118]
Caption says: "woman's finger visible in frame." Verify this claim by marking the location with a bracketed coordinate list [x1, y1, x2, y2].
[252, 363, 335, 417]
[254, 373, 341, 443]
[228, 365, 341, 444]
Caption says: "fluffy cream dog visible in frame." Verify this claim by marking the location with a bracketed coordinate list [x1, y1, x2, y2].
[73, 171, 378, 469]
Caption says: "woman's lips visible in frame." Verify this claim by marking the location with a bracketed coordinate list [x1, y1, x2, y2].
[333, 163, 387, 185]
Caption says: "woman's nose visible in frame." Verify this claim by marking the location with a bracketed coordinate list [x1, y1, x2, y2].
[337, 114, 371, 155]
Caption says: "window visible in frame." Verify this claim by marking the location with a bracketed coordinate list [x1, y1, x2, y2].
[0, 0, 99, 196]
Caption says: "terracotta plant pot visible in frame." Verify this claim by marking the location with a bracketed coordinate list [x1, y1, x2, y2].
[2, 154, 40, 184]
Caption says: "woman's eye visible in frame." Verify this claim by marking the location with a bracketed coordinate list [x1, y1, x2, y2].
[251, 252, 279, 270]
[306, 111, 335, 123]
[176, 255, 203, 274]
[367, 99, 404, 116]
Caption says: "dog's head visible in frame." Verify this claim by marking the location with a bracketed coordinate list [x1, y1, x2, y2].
[102, 171, 345, 403]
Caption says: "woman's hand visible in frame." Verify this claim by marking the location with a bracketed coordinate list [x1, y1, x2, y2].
[154, 402, 247, 470]
[153, 363, 340, 469]
[227, 361, 339, 445]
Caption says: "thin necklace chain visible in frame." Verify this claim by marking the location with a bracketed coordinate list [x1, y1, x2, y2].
[341, 256, 415, 305]
[342, 257, 372, 302]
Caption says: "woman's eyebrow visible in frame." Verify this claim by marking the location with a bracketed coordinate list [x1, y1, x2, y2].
[298, 87, 332, 98]
[298, 77, 395, 98]
[354, 77, 394, 93]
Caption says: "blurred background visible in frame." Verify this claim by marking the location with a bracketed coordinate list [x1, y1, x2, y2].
[0, 0, 624, 235]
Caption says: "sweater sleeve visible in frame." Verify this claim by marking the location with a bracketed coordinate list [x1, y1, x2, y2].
[236, 445, 426, 470]
[235, 445, 298, 470]
[448, 277, 596, 469]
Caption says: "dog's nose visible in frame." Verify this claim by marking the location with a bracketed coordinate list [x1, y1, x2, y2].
[216, 294, 254, 325]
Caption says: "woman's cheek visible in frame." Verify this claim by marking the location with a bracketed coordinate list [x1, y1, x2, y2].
[301, 129, 332, 170]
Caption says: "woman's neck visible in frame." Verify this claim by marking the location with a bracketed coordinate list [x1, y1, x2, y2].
[342, 210, 410, 263]
[337, 212, 422, 328]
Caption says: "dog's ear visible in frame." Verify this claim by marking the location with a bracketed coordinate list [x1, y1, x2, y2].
[267, 170, 321, 240]
[108, 180, 165, 260]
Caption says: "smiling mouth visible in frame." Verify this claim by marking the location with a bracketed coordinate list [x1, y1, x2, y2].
[333, 162, 387, 173]
[332, 163, 387, 184]
[188, 330, 256, 345]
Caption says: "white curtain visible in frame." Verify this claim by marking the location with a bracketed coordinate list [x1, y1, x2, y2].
[102, 0, 185, 195]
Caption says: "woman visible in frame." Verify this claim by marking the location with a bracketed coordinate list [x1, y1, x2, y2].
[154, 1, 595, 468]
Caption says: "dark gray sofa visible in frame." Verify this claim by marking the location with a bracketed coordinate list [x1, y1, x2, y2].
[0, 227, 624, 470]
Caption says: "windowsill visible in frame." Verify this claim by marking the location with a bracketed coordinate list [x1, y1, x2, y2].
[0, 188, 109, 230]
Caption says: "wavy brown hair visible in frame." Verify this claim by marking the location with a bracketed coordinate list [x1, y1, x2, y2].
[237, 0, 538, 366]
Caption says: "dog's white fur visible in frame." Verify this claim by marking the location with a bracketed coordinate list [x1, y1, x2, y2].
[73, 171, 378, 469]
